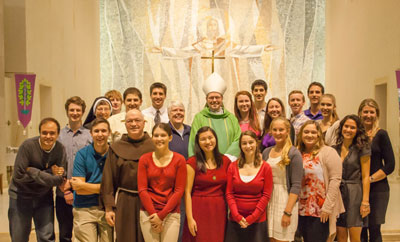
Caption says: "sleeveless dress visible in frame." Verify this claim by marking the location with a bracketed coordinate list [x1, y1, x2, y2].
[267, 156, 298, 241]
[334, 145, 370, 227]
[182, 156, 230, 242]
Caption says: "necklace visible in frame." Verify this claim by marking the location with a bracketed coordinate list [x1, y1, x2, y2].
[210, 169, 217, 181]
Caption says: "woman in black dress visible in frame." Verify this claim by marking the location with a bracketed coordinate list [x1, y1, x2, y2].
[358, 99, 395, 242]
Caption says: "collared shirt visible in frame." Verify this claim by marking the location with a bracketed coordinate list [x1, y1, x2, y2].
[72, 144, 107, 208]
[304, 108, 323, 121]
[142, 106, 169, 123]
[290, 112, 311, 137]
[58, 125, 92, 179]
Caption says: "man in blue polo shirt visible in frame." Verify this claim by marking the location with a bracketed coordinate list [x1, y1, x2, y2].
[70, 118, 112, 242]
[304, 82, 325, 120]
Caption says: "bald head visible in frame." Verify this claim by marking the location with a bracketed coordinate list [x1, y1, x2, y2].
[126, 109, 143, 120]
[125, 109, 145, 139]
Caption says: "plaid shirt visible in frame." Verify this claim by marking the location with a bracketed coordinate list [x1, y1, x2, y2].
[290, 112, 311, 137]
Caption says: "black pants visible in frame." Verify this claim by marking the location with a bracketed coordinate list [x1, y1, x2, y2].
[55, 195, 73, 242]
[298, 216, 329, 242]
[361, 225, 382, 242]
[225, 220, 269, 242]
[178, 197, 186, 242]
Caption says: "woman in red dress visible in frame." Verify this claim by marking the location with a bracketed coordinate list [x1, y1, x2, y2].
[182, 126, 230, 242]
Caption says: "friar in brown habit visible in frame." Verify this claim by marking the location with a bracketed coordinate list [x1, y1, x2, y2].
[100, 109, 155, 242]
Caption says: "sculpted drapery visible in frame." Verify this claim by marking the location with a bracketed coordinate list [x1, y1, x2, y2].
[100, 0, 325, 122]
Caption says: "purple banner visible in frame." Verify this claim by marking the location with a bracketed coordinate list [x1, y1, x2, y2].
[15, 74, 36, 128]
[397, 70, 400, 115]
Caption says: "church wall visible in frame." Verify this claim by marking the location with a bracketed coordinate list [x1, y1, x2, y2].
[326, 0, 400, 231]
[0, 0, 6, 188]
[1, 0, 399, 231]
[1, 0, 101, 188]
[24, 0, 101, 131]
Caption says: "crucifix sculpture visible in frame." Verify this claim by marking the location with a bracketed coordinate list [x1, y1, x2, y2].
[201, 50, 226, 73]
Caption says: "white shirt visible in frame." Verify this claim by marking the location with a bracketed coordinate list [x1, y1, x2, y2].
[142, 106, 169, 123]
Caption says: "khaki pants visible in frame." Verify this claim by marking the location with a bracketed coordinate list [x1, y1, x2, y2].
[73, 206, 113, 242]
[140, 210, 180, 242]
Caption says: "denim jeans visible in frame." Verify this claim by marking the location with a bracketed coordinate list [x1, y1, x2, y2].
[8, 194, 55, 242]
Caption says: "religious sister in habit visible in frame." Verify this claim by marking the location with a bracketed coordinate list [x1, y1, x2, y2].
[84, 96, 113, 130]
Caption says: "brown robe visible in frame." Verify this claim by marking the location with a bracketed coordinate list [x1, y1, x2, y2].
[100, 133, 155, 242]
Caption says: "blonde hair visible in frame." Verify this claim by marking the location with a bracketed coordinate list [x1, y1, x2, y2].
[321, 94, 339, 123]
[270, 117, 292, 166]
[358, 98, 380, 138]
[296, 120, 325, 158]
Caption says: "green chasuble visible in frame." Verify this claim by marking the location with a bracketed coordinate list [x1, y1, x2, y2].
[188, 107, 241, 158]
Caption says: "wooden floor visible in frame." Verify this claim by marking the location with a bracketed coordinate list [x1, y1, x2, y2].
[0, 233, 39, 242]
[1, 232, 400, 242]
[0, 183, 400, 242]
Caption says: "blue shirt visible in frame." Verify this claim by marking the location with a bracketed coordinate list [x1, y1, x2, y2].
[58, 125, 92, 179]
[72, 144, 107, 208]
[304, 108, 323, 120]
[168, 122, 191, 160]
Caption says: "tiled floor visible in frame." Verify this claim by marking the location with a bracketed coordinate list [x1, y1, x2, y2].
[0, 182, 399, 242]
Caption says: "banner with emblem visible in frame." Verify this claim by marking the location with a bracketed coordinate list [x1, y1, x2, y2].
[15, 74, 36, 128]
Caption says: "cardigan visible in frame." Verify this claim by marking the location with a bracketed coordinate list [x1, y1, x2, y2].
[262, 146, 304, 195]
[315, 146, 345, 236]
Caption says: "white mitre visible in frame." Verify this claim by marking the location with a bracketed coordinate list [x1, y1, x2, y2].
[202, 72, 227, 95]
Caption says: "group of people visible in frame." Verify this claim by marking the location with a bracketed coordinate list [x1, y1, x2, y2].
[8, 72, 395, 242]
